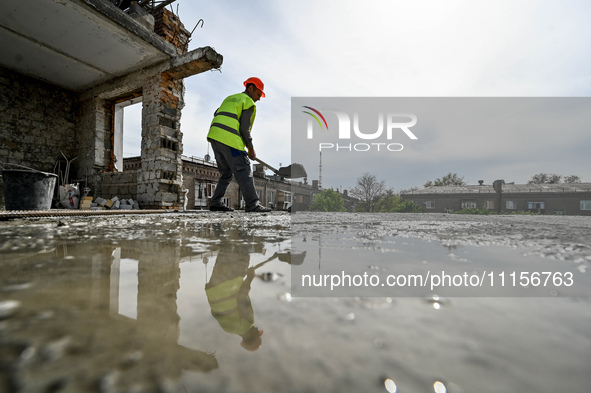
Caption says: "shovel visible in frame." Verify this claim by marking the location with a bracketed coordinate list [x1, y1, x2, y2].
[254, 157, 307, 179]
[251, 251, 307, 270]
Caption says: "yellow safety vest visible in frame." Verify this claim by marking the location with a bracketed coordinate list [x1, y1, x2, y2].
[206, 276, 254, 335]
[207, 93, 256, 151]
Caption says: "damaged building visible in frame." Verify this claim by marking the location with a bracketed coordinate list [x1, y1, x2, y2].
[125, 155, 324, 212]
[0, 0, 222, 209]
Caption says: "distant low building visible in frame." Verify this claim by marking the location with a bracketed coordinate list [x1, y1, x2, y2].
[401, 181, 591, 216]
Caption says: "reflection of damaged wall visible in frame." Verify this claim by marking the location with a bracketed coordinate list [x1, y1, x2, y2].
[0, 0, 222, 210]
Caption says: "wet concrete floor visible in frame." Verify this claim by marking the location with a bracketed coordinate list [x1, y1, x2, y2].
[0, 211, 590, 392]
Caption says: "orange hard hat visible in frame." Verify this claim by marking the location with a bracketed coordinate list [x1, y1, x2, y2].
[243, 77, 266, 98]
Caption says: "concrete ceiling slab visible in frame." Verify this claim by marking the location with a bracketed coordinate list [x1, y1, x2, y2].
[0, 0, 175, 91]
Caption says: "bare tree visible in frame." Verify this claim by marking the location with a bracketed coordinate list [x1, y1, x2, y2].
[350, 173, 385, 212]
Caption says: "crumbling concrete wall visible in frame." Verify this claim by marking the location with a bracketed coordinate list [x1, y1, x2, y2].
[135, 72, 185, 208]
[0, 67, 77, 208]
[102, 171, 139, 200]
[73, 8, 191, 209]
[132, 8, 193, 209]
[75, 96, 116, 198]
[76, 98, 112, 172]
[2, 3, 222, 210]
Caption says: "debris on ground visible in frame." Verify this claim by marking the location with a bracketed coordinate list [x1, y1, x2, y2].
[79, 196, 140, 211]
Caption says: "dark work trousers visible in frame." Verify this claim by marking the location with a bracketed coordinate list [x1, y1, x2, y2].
[209, 139, 259, 211]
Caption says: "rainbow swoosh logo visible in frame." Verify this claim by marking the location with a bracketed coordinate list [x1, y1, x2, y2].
[302, 106, 329, 130]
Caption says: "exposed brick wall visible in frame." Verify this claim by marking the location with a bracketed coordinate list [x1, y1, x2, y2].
[0, 67, 77, 170]
[0, 67, 76, 209]
[102, 171, 139, 200]
[160, 73, 183, 109]
[153, 8, 190, 55]
[136, 72, 185, 208]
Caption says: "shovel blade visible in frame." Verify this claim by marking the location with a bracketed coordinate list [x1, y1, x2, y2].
[278, 163, 307, 179]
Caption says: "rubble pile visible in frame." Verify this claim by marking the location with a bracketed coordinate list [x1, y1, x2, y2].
[80, 196, 140, 211]
[58, 183, 140, 210]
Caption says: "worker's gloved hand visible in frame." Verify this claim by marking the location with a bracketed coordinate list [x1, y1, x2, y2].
[247, 146, 256, 160]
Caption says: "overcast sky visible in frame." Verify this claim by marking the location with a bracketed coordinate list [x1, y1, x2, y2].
[124, 0, 591, 191]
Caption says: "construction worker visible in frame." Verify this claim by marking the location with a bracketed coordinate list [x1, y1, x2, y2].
[207, 77, 271, 212]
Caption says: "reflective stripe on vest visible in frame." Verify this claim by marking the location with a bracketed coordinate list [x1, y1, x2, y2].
[207, 93, 256, 151]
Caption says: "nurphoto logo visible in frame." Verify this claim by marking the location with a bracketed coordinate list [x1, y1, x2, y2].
[301, 106, 418, 152]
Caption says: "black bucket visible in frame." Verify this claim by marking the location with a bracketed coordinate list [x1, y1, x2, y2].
[2, 169, 57, 210]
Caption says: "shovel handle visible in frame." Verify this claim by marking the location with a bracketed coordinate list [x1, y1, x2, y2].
[253, 157, 279, 175]
[251, 252, 279, 270]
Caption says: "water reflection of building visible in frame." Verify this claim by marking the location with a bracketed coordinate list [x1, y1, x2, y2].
[92, 240, 219, 375]
[0, 240, 219, 391]
[75, 240, 221, 374]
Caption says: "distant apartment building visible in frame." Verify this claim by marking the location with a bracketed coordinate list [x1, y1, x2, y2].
[401, 181, 591, 216]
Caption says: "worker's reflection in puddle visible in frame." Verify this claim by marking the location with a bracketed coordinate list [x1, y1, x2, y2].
[205, 229, 306, 352]
[205, 228, 265, 351]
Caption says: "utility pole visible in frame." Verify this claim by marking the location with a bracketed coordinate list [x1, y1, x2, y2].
[319, 151, 322, 188]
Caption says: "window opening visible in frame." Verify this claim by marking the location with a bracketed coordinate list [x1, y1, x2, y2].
[114, 97, 143, 171]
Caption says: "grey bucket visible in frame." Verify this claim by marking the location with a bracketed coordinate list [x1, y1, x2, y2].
[2, 169, 57, 210]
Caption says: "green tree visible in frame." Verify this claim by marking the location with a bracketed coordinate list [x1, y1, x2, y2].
[375, 195, 401, 212]
[309, 189, 346, 212]
[528, 173, 582, 184]
[564, 175, 581, 183]
[369, 190, 424, 213]
[394, 200, 423, 212]
[354, 202, 369, 213]
[349, 173, 386, 212]
[424, 172, 466, 187]
[528, 173, 562, 184]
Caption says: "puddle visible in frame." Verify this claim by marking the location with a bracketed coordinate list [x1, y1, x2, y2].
[291, 233, 591, 297]
[0, 212, 590, 392]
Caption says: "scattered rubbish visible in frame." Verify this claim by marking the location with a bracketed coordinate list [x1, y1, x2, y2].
[80, 196, 140, 211]
[80, 196, 93, 210]
[60, 183, 80, 209]
[56, 152, 80, 209]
